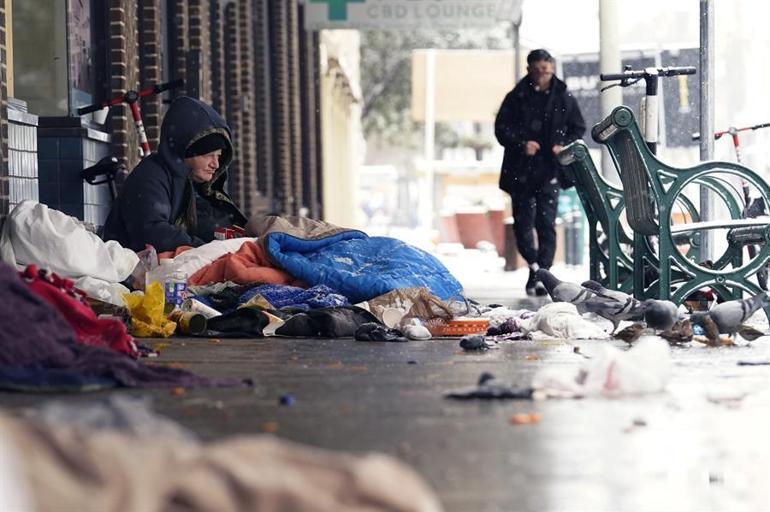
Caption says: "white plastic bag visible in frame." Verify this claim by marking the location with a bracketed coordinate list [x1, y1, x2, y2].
[532, 336, 672, 398]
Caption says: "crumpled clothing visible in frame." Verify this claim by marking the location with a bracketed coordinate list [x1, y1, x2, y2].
[354, 322, 408, 342]
[158, 238, 254, 279]
[206, 308, 272, 338]
[358, 287, 457, 325]
[275, 307, 382, 338]
[446, 372, 534, 400]
[459, 334, 491, 351]
[520, 302, 610, 340]
[0, 200, 138, 305]
[188, 240, 299, 286]
[123, 282, 177, 338]
[22, 265, 137, 357]
[0, 261, 241, 391]
[28, 395, 195, 442]
[239, 283, 350, 311]
[0, 412, 443, 512]
[485, 307, 535, 332]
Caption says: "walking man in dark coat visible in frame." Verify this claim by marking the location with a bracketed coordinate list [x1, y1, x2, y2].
[495, 49, 586, 295]
[103, 96, 247, 253]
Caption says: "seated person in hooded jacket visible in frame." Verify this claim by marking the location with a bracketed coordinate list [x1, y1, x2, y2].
[103, 96, 247, 253]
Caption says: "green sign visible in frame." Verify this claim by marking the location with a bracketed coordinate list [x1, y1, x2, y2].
[310, 0, 366, 21]
[304, 0, 522, 30]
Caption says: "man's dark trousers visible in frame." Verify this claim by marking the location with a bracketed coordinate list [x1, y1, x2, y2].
[511, 182, 559, 269]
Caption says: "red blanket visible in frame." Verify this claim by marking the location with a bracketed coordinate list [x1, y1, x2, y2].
[189, 241, 300, 286]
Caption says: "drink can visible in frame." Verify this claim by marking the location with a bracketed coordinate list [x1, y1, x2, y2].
[182, 298, 222, 319]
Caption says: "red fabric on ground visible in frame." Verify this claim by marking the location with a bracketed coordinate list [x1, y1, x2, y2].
[22, 266, 138, 357]
[188, 241, 298, 286]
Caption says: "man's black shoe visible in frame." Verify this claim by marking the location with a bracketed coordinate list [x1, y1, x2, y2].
[525, 269, 537, 296]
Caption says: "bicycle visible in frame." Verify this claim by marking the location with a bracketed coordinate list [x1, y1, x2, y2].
[78, 79, 184, 200]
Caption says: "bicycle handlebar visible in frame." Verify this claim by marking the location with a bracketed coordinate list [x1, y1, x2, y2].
[76, 79, 184, 116]
[692, 121, 770, 141]
[600, 66, 696, 82]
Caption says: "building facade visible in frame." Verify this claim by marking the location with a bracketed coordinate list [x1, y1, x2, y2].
[0, 0, 362, 228]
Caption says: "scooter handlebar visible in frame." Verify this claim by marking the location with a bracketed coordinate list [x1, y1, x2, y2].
[600, 66, 696, 82]
[152, 78, 184, 95]
[76, 103, 106, 116]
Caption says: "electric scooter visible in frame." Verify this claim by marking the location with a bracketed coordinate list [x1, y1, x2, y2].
[599, 64, 696, 155]
[78, 79, 184, 199]
[693, 121, 770, 289]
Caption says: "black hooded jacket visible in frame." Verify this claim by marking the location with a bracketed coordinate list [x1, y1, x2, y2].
[494, 75, 585, 194]
[103, 96, 247, 252]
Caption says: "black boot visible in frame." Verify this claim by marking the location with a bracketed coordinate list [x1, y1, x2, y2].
[525, 269, 538, 296]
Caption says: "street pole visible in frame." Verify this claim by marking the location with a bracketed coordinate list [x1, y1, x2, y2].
[599, 0, 622, 180]
[512, 14, 522, 84]
[421, 49, 436, 230]
[699, 0, 714, 261]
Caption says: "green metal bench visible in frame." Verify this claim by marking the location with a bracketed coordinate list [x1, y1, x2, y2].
[591, 105, 770, 306]
[557, 141, 634, 292]
[558, 140, 740, 298]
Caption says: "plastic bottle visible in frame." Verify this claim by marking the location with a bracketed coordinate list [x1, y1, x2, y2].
[145, 258, 173, 290]
[163, 264, 188, 310]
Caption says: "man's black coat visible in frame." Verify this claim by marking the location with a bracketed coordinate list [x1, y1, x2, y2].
[494, 76, 585, 194]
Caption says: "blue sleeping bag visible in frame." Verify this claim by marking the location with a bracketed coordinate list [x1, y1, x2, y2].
[262, 230, 464, 304]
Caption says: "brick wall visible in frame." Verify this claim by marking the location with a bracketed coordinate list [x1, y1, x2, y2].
[170, 0, 188, 97]
[188, 0, 211, 103]
[269, 1, 293, 216]
[208, 0, 226, 119]
[0, 2, 8, 221]
[299, 7, 320, 219]
[223, 2, 243, 209]
[286, 0, 303, 215]
[138, 0, 162, 151]
[108, 0, 141, 173]
[237, 0, 256, 215]
[252, 0, 273, 212]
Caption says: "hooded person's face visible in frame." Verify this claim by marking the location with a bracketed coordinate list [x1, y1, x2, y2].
[185, 149, 222, 183]
[528, 59, 554, 90]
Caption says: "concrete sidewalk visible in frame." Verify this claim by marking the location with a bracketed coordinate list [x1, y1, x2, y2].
[4, 253, 770, 511]
[4, 327, 770, 511]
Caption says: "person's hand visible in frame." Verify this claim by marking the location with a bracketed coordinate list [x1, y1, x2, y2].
[552, 144, 564, 156]
[524, 140, 540, 156]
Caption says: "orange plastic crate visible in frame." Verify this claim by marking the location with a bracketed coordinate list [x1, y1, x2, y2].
[428, 317, 489, 337]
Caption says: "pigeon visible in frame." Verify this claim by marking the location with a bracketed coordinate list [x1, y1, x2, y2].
[581, 280, 646, 331]
[540, 271, 644, 332]
[536, 269, 601, 307]
[581, 280, 636, 304]
[690, 292, 767, 343]
[642, 299, 679, 332]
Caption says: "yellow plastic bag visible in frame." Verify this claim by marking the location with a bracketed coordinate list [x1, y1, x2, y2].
[122, 281, 177, 338]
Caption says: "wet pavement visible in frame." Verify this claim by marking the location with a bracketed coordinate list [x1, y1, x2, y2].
[4, 264, 770, 511]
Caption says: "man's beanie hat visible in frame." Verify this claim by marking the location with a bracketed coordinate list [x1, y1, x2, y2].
[527, 49, 554, 65]
[185, 133, 228, 158]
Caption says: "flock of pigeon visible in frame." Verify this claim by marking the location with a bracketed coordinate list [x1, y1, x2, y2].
[535, 269, 768, 346]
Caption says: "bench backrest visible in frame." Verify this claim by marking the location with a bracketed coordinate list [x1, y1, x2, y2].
[557, 140, 616, 231]
[591, 106, 660, 236]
